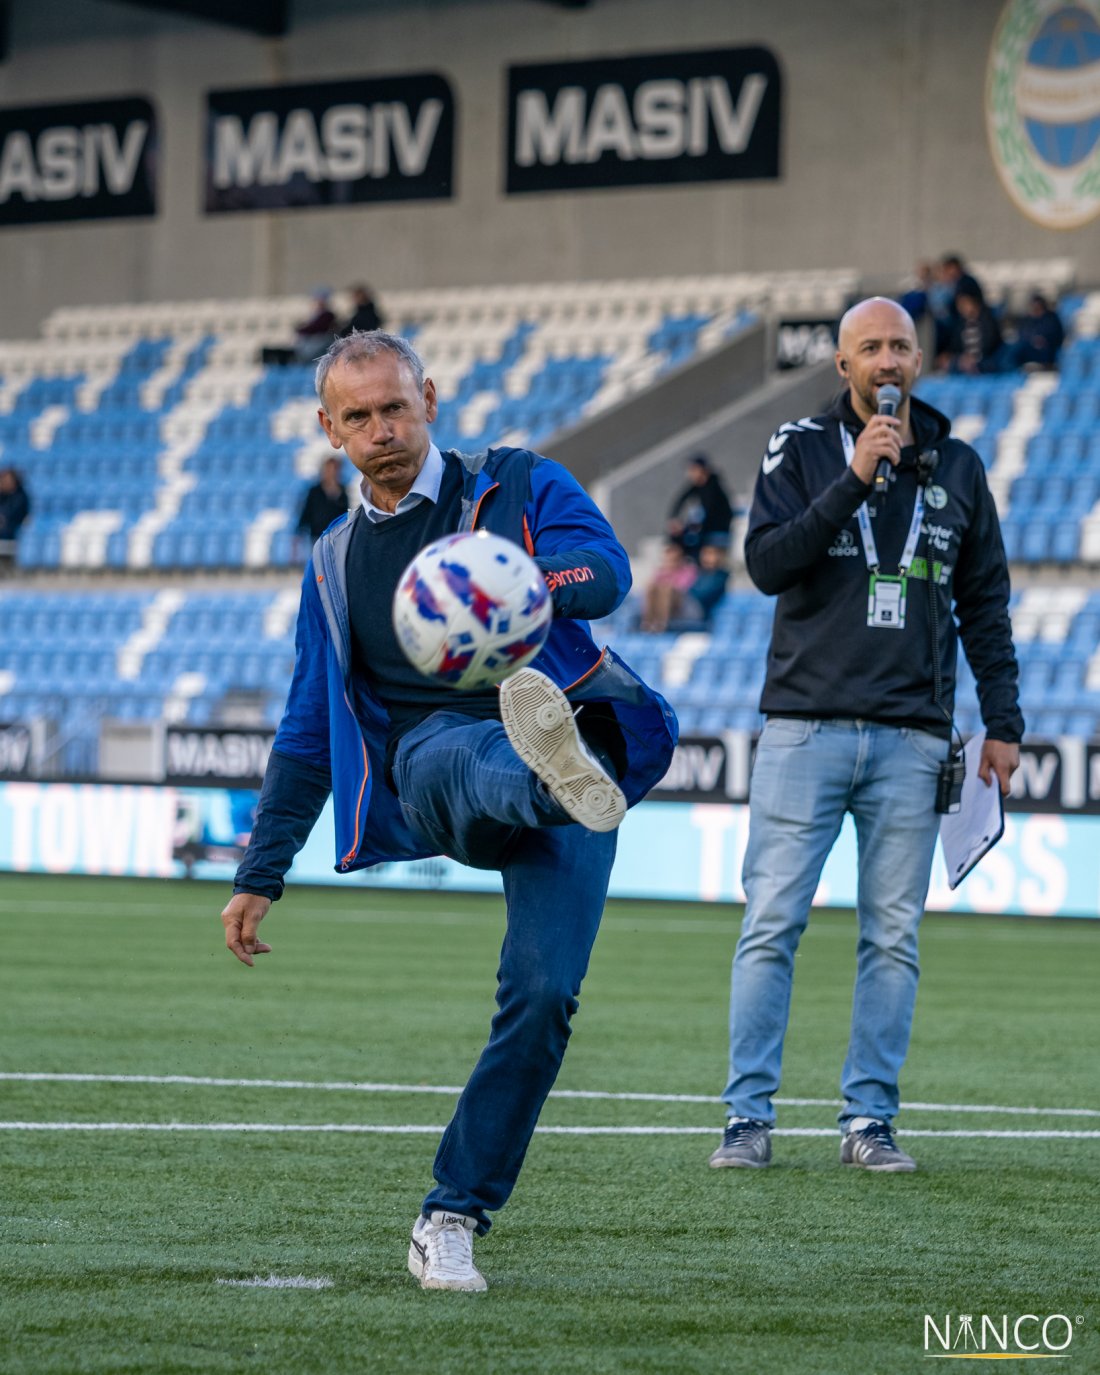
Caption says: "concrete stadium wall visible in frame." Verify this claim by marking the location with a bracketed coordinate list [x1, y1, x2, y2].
[2, 0, 1098, 336]
[591, 358, 838, 559]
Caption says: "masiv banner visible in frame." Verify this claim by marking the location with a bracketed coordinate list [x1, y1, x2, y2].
[164, 727, 274, 787]
[0, 96, 157, 226]
[204, 73, 455, 213]
[651, 732, 1100, 815]
[506, 46, 781, 194]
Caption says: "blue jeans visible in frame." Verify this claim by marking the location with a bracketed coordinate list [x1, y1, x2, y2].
[722, 718, 944, 1129]
[391, 712, 617, 1233]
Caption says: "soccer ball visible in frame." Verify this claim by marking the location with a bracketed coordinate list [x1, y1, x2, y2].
[392, 530, 553, 690]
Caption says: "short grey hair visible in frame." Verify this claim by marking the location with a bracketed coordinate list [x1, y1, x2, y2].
[315, 330, 426, 412]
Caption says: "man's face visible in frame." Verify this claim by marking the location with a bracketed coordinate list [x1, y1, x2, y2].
[318, 353, 437, 504]
[836, 301, 922, 412]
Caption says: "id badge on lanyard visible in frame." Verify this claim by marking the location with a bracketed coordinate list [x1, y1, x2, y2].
[868, 573, 906, 629]
[839, 424, 924, 632]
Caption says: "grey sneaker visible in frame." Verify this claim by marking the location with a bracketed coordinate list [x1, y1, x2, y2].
[500, 667, 626, 833]
[407, 1211, 487, 1291]
[708, 1117, 772, 1169]
[840, 1120, 917, 1172]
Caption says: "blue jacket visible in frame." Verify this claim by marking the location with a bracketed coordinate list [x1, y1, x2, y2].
[235, 446, 678, 900]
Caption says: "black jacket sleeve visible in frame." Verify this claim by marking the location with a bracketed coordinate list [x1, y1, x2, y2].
[951, 457, 1024, 743]
[233, 748, 332, 901]
[744, 429, 872, 596]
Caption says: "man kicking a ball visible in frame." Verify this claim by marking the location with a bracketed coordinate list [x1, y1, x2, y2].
[221, 331, 676, 1291]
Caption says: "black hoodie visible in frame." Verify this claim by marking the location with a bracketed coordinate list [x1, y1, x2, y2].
[744, 392, 1023, 742]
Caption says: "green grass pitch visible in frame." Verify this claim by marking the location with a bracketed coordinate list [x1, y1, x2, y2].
[1, 873, 1097, 1373]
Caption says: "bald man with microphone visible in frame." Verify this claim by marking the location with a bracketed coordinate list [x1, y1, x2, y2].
[708, 297, 1022, 1174]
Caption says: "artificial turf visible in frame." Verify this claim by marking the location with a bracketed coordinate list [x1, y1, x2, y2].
[1, 874, 1097, 1373]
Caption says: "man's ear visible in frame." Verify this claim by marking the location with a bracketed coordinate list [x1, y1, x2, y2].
[318, 407, 342, 448]
[424, 377, 438, 423]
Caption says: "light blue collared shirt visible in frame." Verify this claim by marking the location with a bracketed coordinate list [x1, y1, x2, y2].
[360, 443, 444, 523]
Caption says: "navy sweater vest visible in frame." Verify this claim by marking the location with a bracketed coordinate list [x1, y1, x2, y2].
[346, 460, 502, 752]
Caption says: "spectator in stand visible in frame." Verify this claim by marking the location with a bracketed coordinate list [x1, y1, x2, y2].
[1005, 293, 1065, 371]
[295, 456, 349, 555]
[0, 466, 30, 570]
[339, 285, 385, 337]
[684, 541, 731, 626]
[935, 254, 986, 357]
[667, 454, 734, 562]
[262, 288, 340, 367]
[293, 288, 339, 363]
[642, 541, 698, 633]
[898, 261, 934, 324]
[940, 290, 1003, 375]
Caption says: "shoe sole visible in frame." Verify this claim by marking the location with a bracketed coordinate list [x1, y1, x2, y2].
[708, 1153, 770, 1169]
[841, 1158, 917, 1173]
[500, 669, 625, 833]
[407, 1243, 487, 1292]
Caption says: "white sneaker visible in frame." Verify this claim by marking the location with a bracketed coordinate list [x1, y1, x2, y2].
[500, 667, 626, 833]
[407, 1211, 487, 1292]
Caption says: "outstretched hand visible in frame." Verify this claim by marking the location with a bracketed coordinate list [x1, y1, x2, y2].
[221, 892, 273, 967]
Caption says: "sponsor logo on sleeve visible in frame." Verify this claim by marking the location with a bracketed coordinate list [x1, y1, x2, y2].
[761, 418, 823, 474]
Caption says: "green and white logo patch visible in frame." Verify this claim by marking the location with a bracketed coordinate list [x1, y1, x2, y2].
[925, 485, 949, 510]
[986, 0, 1100, 229]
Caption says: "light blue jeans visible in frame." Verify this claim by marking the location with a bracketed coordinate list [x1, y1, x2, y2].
[722, 717, 945, 1129]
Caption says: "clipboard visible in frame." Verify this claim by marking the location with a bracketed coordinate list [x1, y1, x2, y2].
[938, 732, 1006, 890]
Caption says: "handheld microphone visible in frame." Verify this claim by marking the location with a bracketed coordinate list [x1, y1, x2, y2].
[874, 384, 902, 493]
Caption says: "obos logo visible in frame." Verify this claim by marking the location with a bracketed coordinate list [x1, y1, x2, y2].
[987, 0, 1100, 228]
[828, 529, 860, 557]
[923, 1312, 1082, 1357]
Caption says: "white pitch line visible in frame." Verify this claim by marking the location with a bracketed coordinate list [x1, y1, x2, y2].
[2, 1072, 1097, 1119]
[215, 1275, 333, 1289]
[0, 898, 733, 933]
[1, 1122, 1099, 1140]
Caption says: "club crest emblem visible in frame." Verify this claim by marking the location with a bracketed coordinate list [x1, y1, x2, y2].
[987, 0, 1100, 228]
[925, 485, 949, 510]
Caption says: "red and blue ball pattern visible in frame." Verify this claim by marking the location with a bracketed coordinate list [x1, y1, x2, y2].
[393, 531, 552, 690]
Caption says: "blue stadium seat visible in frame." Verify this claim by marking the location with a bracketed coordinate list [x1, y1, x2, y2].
[1050, 522, 1081, 562]
[1020, 523, 1051, 561]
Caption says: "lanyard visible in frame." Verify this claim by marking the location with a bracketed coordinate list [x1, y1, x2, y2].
[839, 423, 925, 575]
